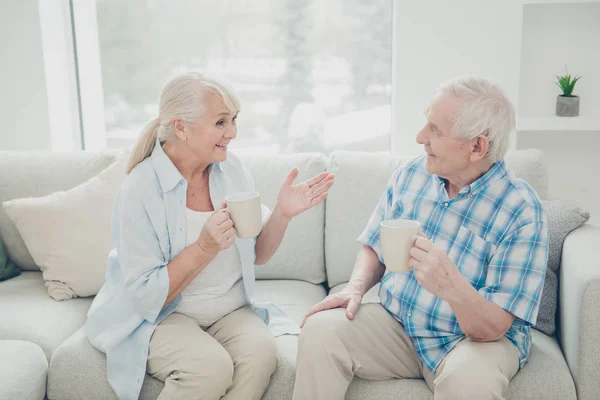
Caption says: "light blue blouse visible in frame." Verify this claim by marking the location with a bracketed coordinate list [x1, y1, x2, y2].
[84, 140, 299, 400]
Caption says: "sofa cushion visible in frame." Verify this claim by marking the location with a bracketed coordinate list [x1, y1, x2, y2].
[48, 279, 327, 400]
[0, 236, 20, 281]
[0, 151, 121, 270]
[3, 159, 127, 300]
[325, 149, 549, 288]
[0, 340, 48, 400]
[329, 283, 575, 399]
[0, 272, 92, 360]
[237, 152, 328, 284]
[534, 200, 589, 336]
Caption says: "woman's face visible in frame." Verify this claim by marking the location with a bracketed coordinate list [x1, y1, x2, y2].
[183, 93, 238, 165]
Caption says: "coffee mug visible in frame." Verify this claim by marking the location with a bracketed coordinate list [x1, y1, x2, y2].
[380, 219, 421, 272]
[224, 192, 262, 239]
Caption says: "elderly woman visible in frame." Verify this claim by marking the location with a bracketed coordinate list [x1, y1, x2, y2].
[84, 73, 334, 400]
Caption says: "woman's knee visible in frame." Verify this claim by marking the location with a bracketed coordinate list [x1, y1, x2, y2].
[177, 345, 234, 394]
[242, 334, 278, 377]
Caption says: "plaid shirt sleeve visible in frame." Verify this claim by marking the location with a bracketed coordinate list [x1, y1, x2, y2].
[357, 167, 402, 264]
[479, 220, 549, 325]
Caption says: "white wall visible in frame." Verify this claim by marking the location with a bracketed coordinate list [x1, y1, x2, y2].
[517, 2, 600, 226]
[519, 3, 600, 118]
[518, 131, 600, 225]
[0, 0, 52, 151]
[391, 0, 524, 155]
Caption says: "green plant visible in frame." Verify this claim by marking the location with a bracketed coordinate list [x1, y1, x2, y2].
[555, 68, 582, 97]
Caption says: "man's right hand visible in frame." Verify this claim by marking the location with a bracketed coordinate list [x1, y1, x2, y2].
[196, 204, 235, 256]
[301, 285, 363, 328]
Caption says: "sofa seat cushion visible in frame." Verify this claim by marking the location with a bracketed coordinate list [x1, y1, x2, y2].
[329, 283, 576, 399]
[0, 272, 92, 360]
[0, 340, 48, 400]
[48, 280, 327, 400]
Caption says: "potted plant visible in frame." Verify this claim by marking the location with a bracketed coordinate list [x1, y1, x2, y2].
[555, 69, 582, 117]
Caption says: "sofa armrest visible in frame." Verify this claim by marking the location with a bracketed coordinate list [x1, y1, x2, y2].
[559, 223, 600, 400]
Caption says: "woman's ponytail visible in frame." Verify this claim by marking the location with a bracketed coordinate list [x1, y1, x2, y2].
[126, 118, 160, 174]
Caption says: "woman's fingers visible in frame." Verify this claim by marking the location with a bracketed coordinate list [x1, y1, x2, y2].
[310, 192, 328, 206]
[219, 218, 234, 232]
[283, 168, 299, 186]
[310, 177, 334, 198]
[305, 172, 333, 188]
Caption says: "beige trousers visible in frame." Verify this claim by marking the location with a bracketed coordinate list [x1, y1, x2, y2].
[147, 306, 277, 400]
[293, 304, 520, 400]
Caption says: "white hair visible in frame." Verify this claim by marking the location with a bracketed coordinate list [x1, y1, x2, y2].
[435, 75, 515, 163]
[127, 72, 241, 174]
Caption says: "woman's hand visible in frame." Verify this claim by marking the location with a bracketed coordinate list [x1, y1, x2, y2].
[196, 204, 235, 256]
[276, 169, 335, 219]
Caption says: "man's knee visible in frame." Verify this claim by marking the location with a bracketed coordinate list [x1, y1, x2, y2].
[434, 359, 507, 399]
[299, 308, 349, 349]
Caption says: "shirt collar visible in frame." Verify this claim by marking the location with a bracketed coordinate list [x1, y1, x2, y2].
[150, 139, 225, 193]
[433, 159, 507, 197]
[468, 160, 507, 195]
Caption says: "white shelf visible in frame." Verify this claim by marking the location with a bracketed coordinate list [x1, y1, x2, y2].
[517, 116, 600, 132]
[524, 0, 600, 4]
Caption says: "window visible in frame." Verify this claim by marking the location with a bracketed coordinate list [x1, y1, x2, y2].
[80, 0, 392, 153]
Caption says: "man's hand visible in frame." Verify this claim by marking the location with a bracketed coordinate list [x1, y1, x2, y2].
[301, 285, 363, 328]
[409, 236, 464, 302]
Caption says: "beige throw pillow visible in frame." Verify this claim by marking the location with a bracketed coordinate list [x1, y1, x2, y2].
[2, 159, 126, 300]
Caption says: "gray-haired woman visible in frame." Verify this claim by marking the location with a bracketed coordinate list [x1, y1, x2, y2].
[84, 72, 334, 400]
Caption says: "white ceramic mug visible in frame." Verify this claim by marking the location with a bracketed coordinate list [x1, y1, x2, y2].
[224, 192, 262, 239]
[380, 219, 421, 272]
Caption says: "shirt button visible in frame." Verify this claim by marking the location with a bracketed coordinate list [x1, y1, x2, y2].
[407, 312, 413, 317]
[443, 202, 449, 207]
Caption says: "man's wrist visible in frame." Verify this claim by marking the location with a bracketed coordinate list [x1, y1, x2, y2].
[346, 280, 366, 296]
[446, 271, 477, 307]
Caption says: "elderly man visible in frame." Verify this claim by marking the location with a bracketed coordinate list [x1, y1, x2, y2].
[293, 76, 548, 400]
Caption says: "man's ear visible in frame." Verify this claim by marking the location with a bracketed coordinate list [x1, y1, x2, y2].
[470, 135, 489, 162]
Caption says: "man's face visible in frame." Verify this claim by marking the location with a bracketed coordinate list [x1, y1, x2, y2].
[416, 93, 474, 178]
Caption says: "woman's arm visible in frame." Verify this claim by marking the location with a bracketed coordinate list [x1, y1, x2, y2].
[253, 168, 334, 265]
[254, 204, 290, 265]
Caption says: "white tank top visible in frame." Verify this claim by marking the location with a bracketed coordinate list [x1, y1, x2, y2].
[175, 208, 247, 327]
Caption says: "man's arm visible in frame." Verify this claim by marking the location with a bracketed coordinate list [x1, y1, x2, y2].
[301, 245, 385, 327]
[347, 245, 387, 298]
[410, 220, 548, 341]
[445, 273, 514, 341]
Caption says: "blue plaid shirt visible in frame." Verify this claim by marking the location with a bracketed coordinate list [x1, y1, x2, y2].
[358, 155, 548, 373]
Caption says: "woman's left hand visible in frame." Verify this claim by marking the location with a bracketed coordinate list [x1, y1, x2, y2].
[276, 169, 335, 219]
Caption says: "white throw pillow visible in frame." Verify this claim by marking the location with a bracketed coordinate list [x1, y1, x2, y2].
[2, 159, 126, 300]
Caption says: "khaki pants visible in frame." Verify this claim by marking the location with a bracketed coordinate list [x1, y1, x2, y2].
[293, 304, 519, 400]
[147, 306, 277, 400]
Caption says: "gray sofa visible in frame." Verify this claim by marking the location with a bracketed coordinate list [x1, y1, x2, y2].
[0, 149, 598, 399]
